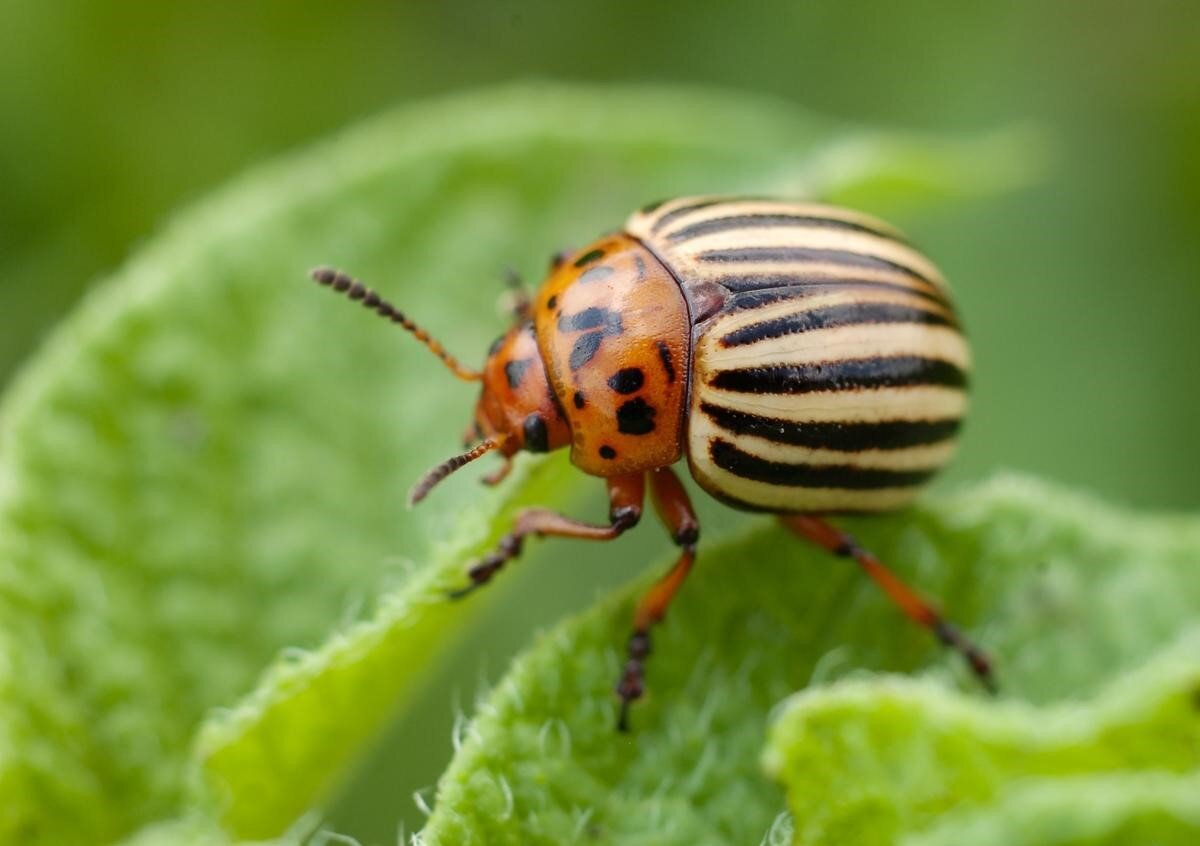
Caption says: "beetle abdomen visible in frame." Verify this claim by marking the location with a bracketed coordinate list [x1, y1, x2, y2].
[628, 198, 969, 513]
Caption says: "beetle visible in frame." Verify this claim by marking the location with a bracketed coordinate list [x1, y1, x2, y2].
[313, 196, 992, 730]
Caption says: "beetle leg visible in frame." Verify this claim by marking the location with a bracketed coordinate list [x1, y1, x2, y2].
[480, 456, 513, 487]
[781, 514, 996, 692]
[448, 473, 644, 599]
[616, 466, 700, 732]
[500, 267, 532, 322]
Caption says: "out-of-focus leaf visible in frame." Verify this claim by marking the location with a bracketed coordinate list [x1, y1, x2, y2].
[766, 629, 1200, 845]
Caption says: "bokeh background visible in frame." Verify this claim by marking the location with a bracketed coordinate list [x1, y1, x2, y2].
[2, 4, 1200, 843]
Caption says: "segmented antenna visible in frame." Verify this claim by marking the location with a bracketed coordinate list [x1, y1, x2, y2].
[408, 437, 506, 506]
[311, 267, 482, 381]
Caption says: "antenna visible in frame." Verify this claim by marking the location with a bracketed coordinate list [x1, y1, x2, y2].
[408, 437, 507, 505]
[311, 267, 482, 381]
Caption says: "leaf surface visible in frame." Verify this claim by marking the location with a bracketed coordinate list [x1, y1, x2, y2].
[419, 476, 1200, 845]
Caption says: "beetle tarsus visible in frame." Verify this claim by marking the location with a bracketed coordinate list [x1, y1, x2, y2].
[615, 631, 651, 732]
[934, 619, 999, 694]
[446, 582, 481, 601]
[616, 703, 631, 733]
[446, 551, 509, 600]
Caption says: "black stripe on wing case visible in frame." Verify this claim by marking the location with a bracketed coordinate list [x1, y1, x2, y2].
[710, 439, 939, 489]
[665, 213, 906, 244]
[718, 283, 947, 315]
[696, 246, 936, 285]
[714, 275, 949, 310]
[648, 198, 760, 233]
[709, 356, 968, 394]
[699, 402, 961, 450]
[719, 302, 955, 347]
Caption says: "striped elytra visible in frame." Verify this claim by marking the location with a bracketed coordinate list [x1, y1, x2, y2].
[313, 195, 990, 732]
[624, 196, 968, 514]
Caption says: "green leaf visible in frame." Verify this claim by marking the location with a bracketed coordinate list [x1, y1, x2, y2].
[765, 628, 1200, 846]
[417, 475, 1200, 845]
[790, 124, 1049, 212]
[907, 771, 1200, 846]
[0, 82, 1037, 845]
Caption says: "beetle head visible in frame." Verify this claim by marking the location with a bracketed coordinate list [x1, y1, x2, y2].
[408, 322, 570, 504]
[310, 267, 571, 505]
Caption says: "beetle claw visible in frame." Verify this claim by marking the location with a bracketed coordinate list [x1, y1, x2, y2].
[446, 553, 508, 601]
[482, 457, 513, 487]
[614, 630, 651, 731]
[616, 698, 633, 733]
[446, 582, 481, 601]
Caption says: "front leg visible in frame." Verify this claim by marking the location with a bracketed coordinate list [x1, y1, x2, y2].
[448, 473, 645, 599]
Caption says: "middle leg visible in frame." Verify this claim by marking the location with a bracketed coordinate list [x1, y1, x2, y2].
[616, 465, 700, 731]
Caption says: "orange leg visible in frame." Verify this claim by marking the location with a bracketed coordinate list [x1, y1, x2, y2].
[616, 466, 700, 732]
[448, 473, 645, 599]
[781, 515, 995, 691]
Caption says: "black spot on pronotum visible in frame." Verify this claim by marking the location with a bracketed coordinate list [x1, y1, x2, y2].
[633, 253, 647, 281]
[573, 248, 605, 268]
[573, 391, 586, 409]
[599, 445, 617, 459]
[569, 332, 604, 371]
[616, 397, 657, 435]
[578, 265, 615, 284]
[656, 341, 676, 383]
[550, 250, 571, 269]
[504, 358, 532, 389]
[546, 294, 558, 309]
[607, 368, 644, 394]
[558, 306, 623, 335]
[522, 414, 549, 453]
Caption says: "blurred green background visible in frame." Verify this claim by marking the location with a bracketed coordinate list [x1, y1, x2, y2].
[1, 2, 1197, 509]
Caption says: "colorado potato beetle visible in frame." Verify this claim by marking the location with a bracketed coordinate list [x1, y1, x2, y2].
[313, 196, 991, 730]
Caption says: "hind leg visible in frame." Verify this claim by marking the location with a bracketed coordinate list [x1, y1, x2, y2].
[781, 514, 995, 691]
